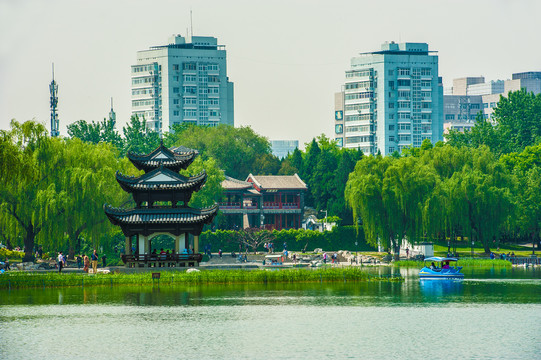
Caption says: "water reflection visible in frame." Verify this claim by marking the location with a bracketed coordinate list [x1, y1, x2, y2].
[419, 279, 464, 300]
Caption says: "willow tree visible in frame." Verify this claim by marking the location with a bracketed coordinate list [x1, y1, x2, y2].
[382, 156, 439, 254]
[445, 147, 514, 253]
[345, 155, 395, 253]
[0, 120, 68, 261]
[54, 139, 134, 258]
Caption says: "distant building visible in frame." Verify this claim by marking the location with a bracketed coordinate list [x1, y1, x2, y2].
[219, 174, 307, 230]
[443, 71, 541, 133]
[334, 41, 444, 156]
[131, 35, 234, 133]
[270, 140, 299, 159]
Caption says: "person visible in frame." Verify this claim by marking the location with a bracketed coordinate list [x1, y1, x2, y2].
[102, 254, 107, 267]
[83, 254, 89, 273]
[62, 253, 67, 267]
[442, 261, 450, 270]
[323, 252, 327, 264]
[405, 248, 409, 259]
[57, 252, 64, 273]
[218, 248, 222, 258]
[490, 252, 495, 260]
[264, 243, 268, 253]
[91, 250, 98, 274]
[430, 262, 436, 270]
[76, 255, 82, 269]
[292, 253, 297, 265]
[283, 242, 287, 251]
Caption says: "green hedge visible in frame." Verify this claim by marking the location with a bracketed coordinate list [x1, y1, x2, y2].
[0, 248, 24, 260]
[199, 226, 375, 253]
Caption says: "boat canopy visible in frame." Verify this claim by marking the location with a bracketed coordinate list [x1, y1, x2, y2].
[424, 257, 459, 262]
[265, 255, 283, 259]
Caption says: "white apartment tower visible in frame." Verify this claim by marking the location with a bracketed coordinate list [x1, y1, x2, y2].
[335, 42, 443, 155]
[131, 35, 234, 132]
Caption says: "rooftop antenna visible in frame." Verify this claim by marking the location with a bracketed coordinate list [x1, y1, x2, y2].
[49, 63, 59, 137]
[190, 8, 193, 39]
[108, 97, 116, 127]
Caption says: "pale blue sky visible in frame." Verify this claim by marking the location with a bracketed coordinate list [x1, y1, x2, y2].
[1, 0, 539, 147]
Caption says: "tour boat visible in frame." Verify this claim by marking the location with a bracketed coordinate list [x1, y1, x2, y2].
[419, 257, 464, 279]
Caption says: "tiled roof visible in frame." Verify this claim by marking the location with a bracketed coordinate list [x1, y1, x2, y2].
[116, 167, 206, 192]
[247, 173, 307, 190]
[128, 142, 197, 172]
[104, 204, 218, 225]
[222, 176, 253, 190]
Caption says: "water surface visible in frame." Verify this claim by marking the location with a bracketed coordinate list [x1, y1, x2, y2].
[1, 267, 539, 360]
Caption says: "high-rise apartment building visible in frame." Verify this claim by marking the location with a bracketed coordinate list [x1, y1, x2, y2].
[131, 35, 234, 133]
[334, 42, 444, 155]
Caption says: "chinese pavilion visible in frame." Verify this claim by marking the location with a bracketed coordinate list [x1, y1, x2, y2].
[104, 142, 218, 268]
[219, 173, 307, 230]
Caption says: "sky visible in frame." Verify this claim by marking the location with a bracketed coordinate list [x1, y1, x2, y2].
[1, 0, 540, 148]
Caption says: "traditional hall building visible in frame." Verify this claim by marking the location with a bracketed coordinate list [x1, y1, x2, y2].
[218, 174, 307, 230]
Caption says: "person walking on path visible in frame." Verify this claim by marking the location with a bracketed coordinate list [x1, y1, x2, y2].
[91, 250, 98, 274]
[83, 254, 89, 273]
[57, 252, 64, 273]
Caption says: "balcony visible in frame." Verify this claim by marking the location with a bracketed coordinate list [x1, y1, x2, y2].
[262, 202, 300, 209]
[218, 202, 241, 209]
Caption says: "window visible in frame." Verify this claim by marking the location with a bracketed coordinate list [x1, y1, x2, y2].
[173, 87, 180, 94]
[399, 101, 410, 109]
[173, 76, 179, 82]
[389, 114, 394, 120]
[388, 81, 394, 89]
[183, 98, 196, 105]
[421, 80, 431, 87]
[183, 86, 197, 94]
[470, 104, 480, 110]
[398, 68, 410, 76]
[421, 113, 432, 121]
[388, 125, 395, 131]
[345, 114, 373, 122]
[398, 113, 410, 119]
[421, 91, 431, 98]
[183, 63, 196, 70]
[183, 75, 197, 82]
[398, 91, 410, 99]
[483, 103, 488, 108]
[346, 69, 373, 78]
[173, 99, 180, 105]
[183, 109, 197, 117]
[389, 147, 395, 153]
[389, 103, 394, 109]
[398, 134, 411, 142]
[490, 102, 496, 108]
[346, 125, 370, 133]
[388, 70, 394, 76]
[173, 64, 179, 71]
[389, 136, 395, 142]
[344, 92, 374, 100]
[397, 79, 411, 87]
[173, 110, 179, 116]
[445, 114, 455, 120]
[420, 68, 432, 76]
[422, 102, 431, 109]
[398, 123, 411, 131]
[345, 81, 374, 90]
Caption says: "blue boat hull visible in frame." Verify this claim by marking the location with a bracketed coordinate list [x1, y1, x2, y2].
[419, 267, 464, 279]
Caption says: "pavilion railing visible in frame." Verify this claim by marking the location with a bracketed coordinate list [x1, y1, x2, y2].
[121, 253, 203, 265]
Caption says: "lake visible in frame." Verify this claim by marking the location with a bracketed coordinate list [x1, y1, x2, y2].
[1, 267, 540, 359]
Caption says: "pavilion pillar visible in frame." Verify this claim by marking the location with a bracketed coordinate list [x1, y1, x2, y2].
[144, 236, 149, 254]
[194, 235, 199, 254]
[125, 236, 131, 255]
[175, 235, 180, 253]
[138, 235, 145, 255]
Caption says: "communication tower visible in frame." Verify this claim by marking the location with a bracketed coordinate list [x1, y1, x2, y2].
[49, 64, 59, 137]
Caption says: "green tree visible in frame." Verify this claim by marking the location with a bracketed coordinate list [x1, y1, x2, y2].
[67, 119, 123, 150]
[168, 124, 271, 179]
[123, 116, 161, 155]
